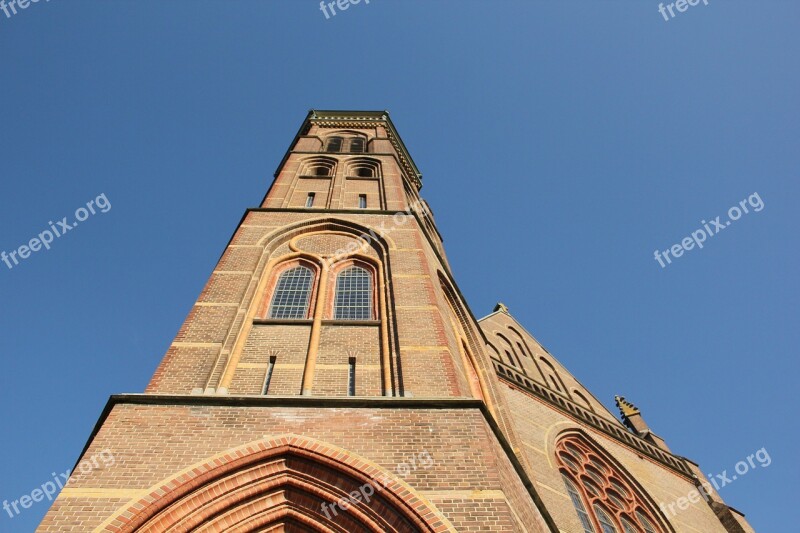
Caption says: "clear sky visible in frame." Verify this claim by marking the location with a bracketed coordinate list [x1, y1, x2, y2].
[0, 1, 796, 531]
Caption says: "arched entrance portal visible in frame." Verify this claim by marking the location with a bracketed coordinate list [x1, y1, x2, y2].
[99, 435, 452, 533]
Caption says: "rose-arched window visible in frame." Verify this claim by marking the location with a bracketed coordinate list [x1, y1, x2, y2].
[557, 435, 664, 533]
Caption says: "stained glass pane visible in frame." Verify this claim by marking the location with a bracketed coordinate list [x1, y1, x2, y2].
[622, 518, 639, 533]
[563, 475, 596, 533]
[594, 505, 618, 533]
[268, 266, 313, 319]
[636, 511, 657, 533]
[334, 267, 372, 320]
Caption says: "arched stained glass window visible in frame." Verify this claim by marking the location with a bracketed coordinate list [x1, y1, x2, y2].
[594, 506, 618, 533]
[563, 475, 596, 533]
[621, 517, 639, 533]
[556, 435, 665, 533]
[268, 266, 314, 319]
[636, 511, 657, 533]
[334, 266, 372, 320]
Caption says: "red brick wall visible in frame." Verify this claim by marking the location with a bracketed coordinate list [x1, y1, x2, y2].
[39, 402, 551, 532]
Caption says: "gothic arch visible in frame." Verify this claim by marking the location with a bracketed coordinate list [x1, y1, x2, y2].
[257, 257, 321, 320]
[213, 218, 398, 394]
[552, 429, 675, 533]
[495, 332, 522, 369]
[485, 341, 502, 362]
[506, 325, 534, 359]
[98, 435, 454, 533]
[539, 356, 568, 394]
[256, 218, 397, 253]
[571, 389, 596, 413]
[326, 257, 380, 321]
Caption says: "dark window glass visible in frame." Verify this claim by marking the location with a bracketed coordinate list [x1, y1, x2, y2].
[356, 167, 373, 177]
[349, 138, 365, 153]
[262, 356, 277, 394]
[326, 137, 343, 153]
[563, 475, 596, 533]
[594, 505, 618, 533]
[348, 357, 356, 395]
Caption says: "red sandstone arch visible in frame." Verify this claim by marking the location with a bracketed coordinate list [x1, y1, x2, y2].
[100, 435, 451, 533]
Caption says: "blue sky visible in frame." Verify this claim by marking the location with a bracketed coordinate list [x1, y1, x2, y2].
[0, 1, 796, 531]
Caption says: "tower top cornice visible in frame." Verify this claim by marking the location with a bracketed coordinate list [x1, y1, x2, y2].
[275, 109, 423, 190]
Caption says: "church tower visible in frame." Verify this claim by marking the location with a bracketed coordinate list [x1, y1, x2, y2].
[39, 111, 754, 532]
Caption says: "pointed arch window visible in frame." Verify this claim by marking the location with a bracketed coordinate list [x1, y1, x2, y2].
[268, 266, 314, 319]
[557, 435, 666, 533]
[334, 266, 373, 320]
[594, 505, 618, 533]
[563, 475, 596, 533]
[636, 511, 657, 533]
[621, 518, 639, 533]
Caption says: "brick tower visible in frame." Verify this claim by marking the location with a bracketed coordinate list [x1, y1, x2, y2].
[40, 111, 754, 532]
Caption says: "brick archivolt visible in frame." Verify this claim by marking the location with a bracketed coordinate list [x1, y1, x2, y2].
[256, 218, 397, 251]
[289, 232, 373, 258]
[97, 435, 455, 533]
[297, 156, 338, 176]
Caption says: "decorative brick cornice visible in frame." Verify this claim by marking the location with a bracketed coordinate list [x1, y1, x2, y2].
[308, 110, 423, 190]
